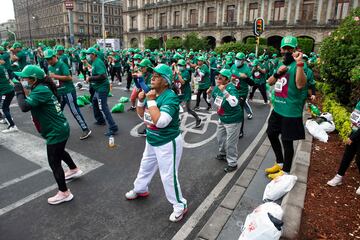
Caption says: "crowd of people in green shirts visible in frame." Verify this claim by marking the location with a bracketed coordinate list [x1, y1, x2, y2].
[0, 36, 326, 220]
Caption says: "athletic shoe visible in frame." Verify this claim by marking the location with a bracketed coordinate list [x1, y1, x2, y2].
[215, 154, 226, 161]
[264, 101, 269, 105]
[0, 119, 7, 124]
[80, 129, 92, 140]
[125, 190, 150, 200]
[169, 208, 188, 222]
[267, 170, 285, 180]
[117, 82, 122, 86]
[327, 174, 343, 187]
[127, 106, 136, 112]
[195, 119, 202, 128]
[206, 105, 212, 111]
[247, 113, 253, 120]
[65, 168, 83, 180]
[265, 163, 283, 174]
[2, 126, 18, 133]
[239, 131, 244, 138]
[47, 190, 74, 205]
[94, 121, 106, 126]
[193, 106, 200, 111]
[224, 165, 238, 173]
[356, 186, 360, 195]
[105, 129, 118, 137]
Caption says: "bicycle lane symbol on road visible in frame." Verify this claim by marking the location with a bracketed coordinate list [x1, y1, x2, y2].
[129, 110, 219, 149]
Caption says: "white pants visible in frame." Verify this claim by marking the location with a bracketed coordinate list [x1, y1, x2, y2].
[133, 134, 187, 212]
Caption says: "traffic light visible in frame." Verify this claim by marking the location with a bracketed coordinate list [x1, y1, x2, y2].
[105, 31, 109, 38]
[253, 18, 264, 36]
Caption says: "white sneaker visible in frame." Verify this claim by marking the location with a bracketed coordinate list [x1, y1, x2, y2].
[125, 190, 149, 200]
[2, 126, 18, 133]
[64, 168, 83, 180]
[327, 174, 343, 187]
[47, 190, 74, 205]
[356, 186, 360, 195]
[0, 119, 7, 124]
[169, 208, 188, 222]
[117, 82, 122, 86]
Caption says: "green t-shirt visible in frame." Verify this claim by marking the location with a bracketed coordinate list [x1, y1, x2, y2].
[212, 83, 242, 124]
[0, 64, 13, 95]
[1, 52, 11, 70]
[59, 54, 71, 68]
[48, 60, 75, 95]
[252, 64, 267, 85]
[177, 69, 191, 102]
[12, 50, 27, 71]
[113, 55, 121, 68]
[144, 89, 180, 147]
[230, 63, 252, 97]
[197, 64, 211, 90]
[273, 61, 308, 118]
[209, 56, 217, 70]
[26, 84, 70, 145]
[90, 58, 110, 92]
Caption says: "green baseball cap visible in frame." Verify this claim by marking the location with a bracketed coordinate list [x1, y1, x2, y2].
[43, 49, 56, 59]
[173, 53, 183, 60]
[55, 45, 65, 51]
[272, 53, 277, 58]
[281, 36, 298, 48]
[248, 53, 255, 58]
[152, 64, 173, 85]
[0, 46, 5, 51]
[133, 54, 142, 60]
[177, 59, 186, 66]
[14, 65, 46, 79]
[235, 52, 246, 60]
[12, 42, 22, 49]
[2, 41, 9, 47]
[137, 59, 153, 68]
[85, 47, 98, 55]
[197, 56, 206, 62]
[219, 69, 232, 79]
[253, 59, 260, 66]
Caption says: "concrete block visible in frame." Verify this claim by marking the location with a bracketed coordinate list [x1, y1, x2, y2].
[263, 137, 271, 147]
[221, 185, 246, 210]
[281, 203, 303, 240]
[247, 154, 265, 170]
[198, 207, 233, 240]
[255, 144, 270, 158]
[281, 182, 307, 209]
[294, 151, 311, 167]
[299, 141, 312, 153]
[292, 162, 309, 184]
[235, 168, 257, 188]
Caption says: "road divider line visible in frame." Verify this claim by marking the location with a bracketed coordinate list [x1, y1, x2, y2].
[0, 168, 47, 190]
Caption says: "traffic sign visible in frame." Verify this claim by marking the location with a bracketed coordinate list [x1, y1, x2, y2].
[65, 0, 74, 10]
[253, 17, 264, 36]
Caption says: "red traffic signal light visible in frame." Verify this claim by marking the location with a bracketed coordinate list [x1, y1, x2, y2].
[253, 17, 264, 36]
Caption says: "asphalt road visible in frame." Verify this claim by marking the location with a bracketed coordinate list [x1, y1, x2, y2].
[0, 83, 270, 240]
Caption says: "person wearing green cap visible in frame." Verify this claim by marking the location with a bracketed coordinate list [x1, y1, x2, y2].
[265, 35, 308, 180]
[207, 69, 242, 173]
[0, 55, 18, 132]
[10, 42, 27, 71]
[108, 51, 122, 85]
[44, 49, 92, 140]
[209, 52, 218, 86]
[193, 56, 211, 111]
[85, 47, 118, 136]
[126, 63, 188, 222]
[56, 45, 71, 69]
[249, 59, 268, 104]
[0, 46, 13, 79]
[13, 65, 83, 205]
[327, 100, 360, 195]
[174, 59, 201, 128]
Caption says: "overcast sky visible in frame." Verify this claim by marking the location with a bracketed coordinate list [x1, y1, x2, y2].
[0, 0, 15, 23]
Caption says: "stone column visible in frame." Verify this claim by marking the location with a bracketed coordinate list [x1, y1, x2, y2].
[317, 0, 323, 24]
[182, 5, 186, 27]
[243, 0, 248, 24]
[260, 0, 265, 18]
[217, 1, 222, 26]
[267, 0, 273, 24]
[326, 0, 333, 23]
[353, 0, 359, 8]
[237, 0, 241, 25]
[294, 0, 301, 25]
[286, 0, 291, 25]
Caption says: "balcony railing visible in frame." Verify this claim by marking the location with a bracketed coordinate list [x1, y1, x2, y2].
[128, 6, 138, 10]
[269, 20, 287, 26]
[146, 27, 154, 30]
[296, 19, 317, 26]
[188, 23, 198, 28]
[172, 25, 182, 29]
[129, 28, 138, 32]
[144, 3, 156, 8]
[159, 25, 168, 29]
[223, 21, 237, 27]
[204, 22, 217, 27]
[327, 19, 341, 25]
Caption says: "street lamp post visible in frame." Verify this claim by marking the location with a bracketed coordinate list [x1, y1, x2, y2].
[100, 0, 118, 54]
[6, 27, 17, 42]
[26, 0, 33, 47]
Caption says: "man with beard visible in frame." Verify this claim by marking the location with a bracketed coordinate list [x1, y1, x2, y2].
[265, 36, 308, 179]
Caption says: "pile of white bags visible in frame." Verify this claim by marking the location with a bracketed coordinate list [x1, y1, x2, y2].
[263, 175, 298, 202]
[305, 112, 336, 143]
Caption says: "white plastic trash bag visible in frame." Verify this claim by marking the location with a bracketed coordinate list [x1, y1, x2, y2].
[263, 174, 298, 202]
[319, 121, 335, 133]
[239, 202, 284, 240]
[305, 119, 328, 142]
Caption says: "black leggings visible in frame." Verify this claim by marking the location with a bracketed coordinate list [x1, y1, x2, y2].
[111, 66, 122, 82]
[185, 100, 200, 121]
[47, 140, 77, 192]
[195, 89, 211, 108]
[338, 139, 360, 176]
[249, 83, 268, 103]
[268, 133, 294, 173]
[1, 91, 15, 127]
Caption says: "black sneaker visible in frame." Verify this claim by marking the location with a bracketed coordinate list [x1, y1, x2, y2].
[239, 131, 244, 138]
[247, 113, 253, 120]
[80, 129, 92, 140]
[95, 121, 106, 126]
[206, 105, 212, 111]
[193, 106, 200, 111]
[224, 165, 238, 173]
[127, 106, 136, 112]
[195, 119, 202, 128]
[215, 154, 226, 161]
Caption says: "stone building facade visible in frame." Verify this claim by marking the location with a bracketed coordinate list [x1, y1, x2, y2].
[13, 0, 123, 47]
[122, 0, 359, 49]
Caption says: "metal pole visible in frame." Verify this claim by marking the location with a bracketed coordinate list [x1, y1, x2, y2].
[68, 9, 75, 47]
[26, 0, 33, 47]
[87, 0, 90, 47]
[255, 36, 259, 57]
[7, 28, 17, 42]
[102, 0, 106, 53]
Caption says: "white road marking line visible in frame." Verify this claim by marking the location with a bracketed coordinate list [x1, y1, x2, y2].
[0, 126, 103, 216]
[0, 168, 47, 190]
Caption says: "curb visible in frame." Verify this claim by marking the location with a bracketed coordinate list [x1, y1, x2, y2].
[280, 113, 313, 239]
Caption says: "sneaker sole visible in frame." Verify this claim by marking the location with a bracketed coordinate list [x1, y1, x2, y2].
[65, 170, 83, 180]
[80, 130, 92, 140]
[170, 208, 189, 222]
[327, 182, 342, 187]
[125, 192, 150, 200]
[48, 193, 74, 205]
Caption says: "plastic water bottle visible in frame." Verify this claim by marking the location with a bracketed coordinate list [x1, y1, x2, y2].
[309, 104, 321, 117]
[108, 135, 115, 148]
